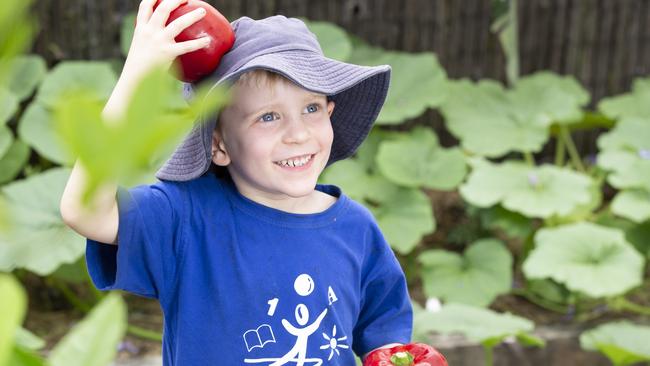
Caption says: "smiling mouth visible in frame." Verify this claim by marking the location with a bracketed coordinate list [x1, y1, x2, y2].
[274, 153, 315, 168]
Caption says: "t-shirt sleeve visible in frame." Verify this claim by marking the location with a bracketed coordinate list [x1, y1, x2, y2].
[85, 182, 186, 300]
[352, 222, 413, 356]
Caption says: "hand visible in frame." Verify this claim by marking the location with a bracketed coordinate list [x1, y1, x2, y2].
[122, 0, 211, 82]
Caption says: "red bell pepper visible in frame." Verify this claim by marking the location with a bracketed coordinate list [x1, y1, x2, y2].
[363, 343, 448, 366]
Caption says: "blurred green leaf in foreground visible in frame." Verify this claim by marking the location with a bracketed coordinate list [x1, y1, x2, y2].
[53, 67, 229, 207]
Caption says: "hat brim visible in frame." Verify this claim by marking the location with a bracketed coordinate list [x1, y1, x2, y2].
[155, 50, 390, 182]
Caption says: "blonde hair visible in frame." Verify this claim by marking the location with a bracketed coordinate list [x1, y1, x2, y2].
[233, 69, 288, 97]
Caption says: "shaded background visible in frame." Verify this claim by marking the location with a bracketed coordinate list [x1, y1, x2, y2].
[29, 0, 650, 159]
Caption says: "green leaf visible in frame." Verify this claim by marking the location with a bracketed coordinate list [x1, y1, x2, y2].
[8, 346, 45, 366]
[0, 167, 86, 275]
[6, 55, 46, 101]
[0, 138, 30, 184]
[523, 222, 645, 298]
[511, 71, 590, 125]
[322, 149, 435, 254]
[36, 61, 117, 108]
[625, 220, 650, 258]
[610, 189, 650, 223]
[303, 19, 352, 61]
[0, 87, 18, 125]
[418, 302, 542, 347]
[598, 78, 650, 120]
[597, 117, 650, 192]
[0, 125, 12, 158]
[580, 321, 650, 366]
[376, 126, 467, 190]
[0, 274, 27, 366]
[0, 0, 36, 86]
[478, 205, 534, 239]
[439, 79, 548, 157]
[49, 293, 127, 366]
[14, 328, 44, 351]
[18, 100, 80, 165]
[348, 40, 448, 125]
[53, 67, 228, 204]
[370, 186, 435, 254]
[460, 160, 594, 218]
[419, 238, 512, 306]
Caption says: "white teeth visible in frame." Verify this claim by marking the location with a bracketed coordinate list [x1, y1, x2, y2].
[276, 154, 312, 168]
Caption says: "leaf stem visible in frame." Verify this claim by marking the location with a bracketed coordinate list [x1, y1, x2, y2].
[554, 133, 566, 167]
[609, 297, 650, 316]
[559, 126, 585, 173]
[48, 277, 92, 313]
[127, 324, 163, 342]
[523, 152, 535, 167]
[483, 345, 494, 366]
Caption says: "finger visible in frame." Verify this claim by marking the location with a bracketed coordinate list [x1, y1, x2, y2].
[136, 0, 157, 25]
[149, 0, 187, 27]
[170, 36, 211, 56]
[165, 7, 206, 38]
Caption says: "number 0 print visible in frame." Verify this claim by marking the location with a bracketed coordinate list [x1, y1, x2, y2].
[267, 298, 279, 316]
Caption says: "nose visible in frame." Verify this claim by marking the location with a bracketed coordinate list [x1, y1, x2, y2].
[282, 114, 310, 144]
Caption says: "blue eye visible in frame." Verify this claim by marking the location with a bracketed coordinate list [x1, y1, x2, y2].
[259, 112, 277, 123]
[305, 103, 320, 113]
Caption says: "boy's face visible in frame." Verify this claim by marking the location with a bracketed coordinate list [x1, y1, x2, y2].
[211, 76, 336, 204]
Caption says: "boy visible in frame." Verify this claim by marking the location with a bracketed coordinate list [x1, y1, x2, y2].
[60, 0, 413, 364]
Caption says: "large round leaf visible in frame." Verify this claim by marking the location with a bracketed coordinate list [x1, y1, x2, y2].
[370, 186, 435, 254]
[597, 118, 650, 192]
[439, 79, 550, 157]
[49, 293, 127, 366]
[511, 71, 590, 125]
[611, 189, 650, 223]
[580, 321, 650, 366]
[6, 55, 46, 101]
[303, 19, 352, 61]
[523, 222, 645, 298]
[460, 160, 594, 218]
[347, 39, 447, 125]
[376, 126, 467, 190]
[598, 78, 650, 120]
[36, 61, 117, 107]
[0, 87, 18, 125]
[18, 101, 73, 165]
[0, 139, 30, 184]
[419, 239, 512, 306]
[416, 302, 543, 347]
[0, 167, 86, 275]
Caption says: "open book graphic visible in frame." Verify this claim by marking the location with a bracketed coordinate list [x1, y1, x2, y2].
[244, 324, 276, 352]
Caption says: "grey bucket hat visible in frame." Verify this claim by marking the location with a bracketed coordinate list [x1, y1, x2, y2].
[155, 15, 391, 181]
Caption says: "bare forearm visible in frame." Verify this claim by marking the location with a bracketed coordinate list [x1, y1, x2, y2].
[58, 76, 135, 243]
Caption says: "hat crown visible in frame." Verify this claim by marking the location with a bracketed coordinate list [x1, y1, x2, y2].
[213, 16, 324, 81]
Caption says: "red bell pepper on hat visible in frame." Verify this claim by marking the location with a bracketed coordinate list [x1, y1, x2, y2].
[363, 343, 448, 366]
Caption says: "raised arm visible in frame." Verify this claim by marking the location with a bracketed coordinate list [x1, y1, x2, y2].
[59, 0, 211, 244]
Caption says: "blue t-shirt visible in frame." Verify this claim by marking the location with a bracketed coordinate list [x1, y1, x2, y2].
[86, 172, 412, 365]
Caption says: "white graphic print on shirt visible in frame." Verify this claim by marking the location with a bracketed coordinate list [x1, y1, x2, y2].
[243, 274, 350, 365]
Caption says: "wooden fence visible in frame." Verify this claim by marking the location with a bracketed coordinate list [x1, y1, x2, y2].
[30, 0, 650, 155]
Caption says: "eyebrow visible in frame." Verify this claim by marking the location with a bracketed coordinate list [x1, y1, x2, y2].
[241, 93, 327, 120]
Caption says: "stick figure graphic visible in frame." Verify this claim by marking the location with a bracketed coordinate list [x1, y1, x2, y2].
[244, 274, 327, 366]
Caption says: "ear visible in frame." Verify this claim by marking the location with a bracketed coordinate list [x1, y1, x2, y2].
[326, 100, 335, 117]
[211, 127, 231, 166]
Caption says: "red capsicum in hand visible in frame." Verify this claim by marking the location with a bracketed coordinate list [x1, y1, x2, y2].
[363, 343, 448, 366]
